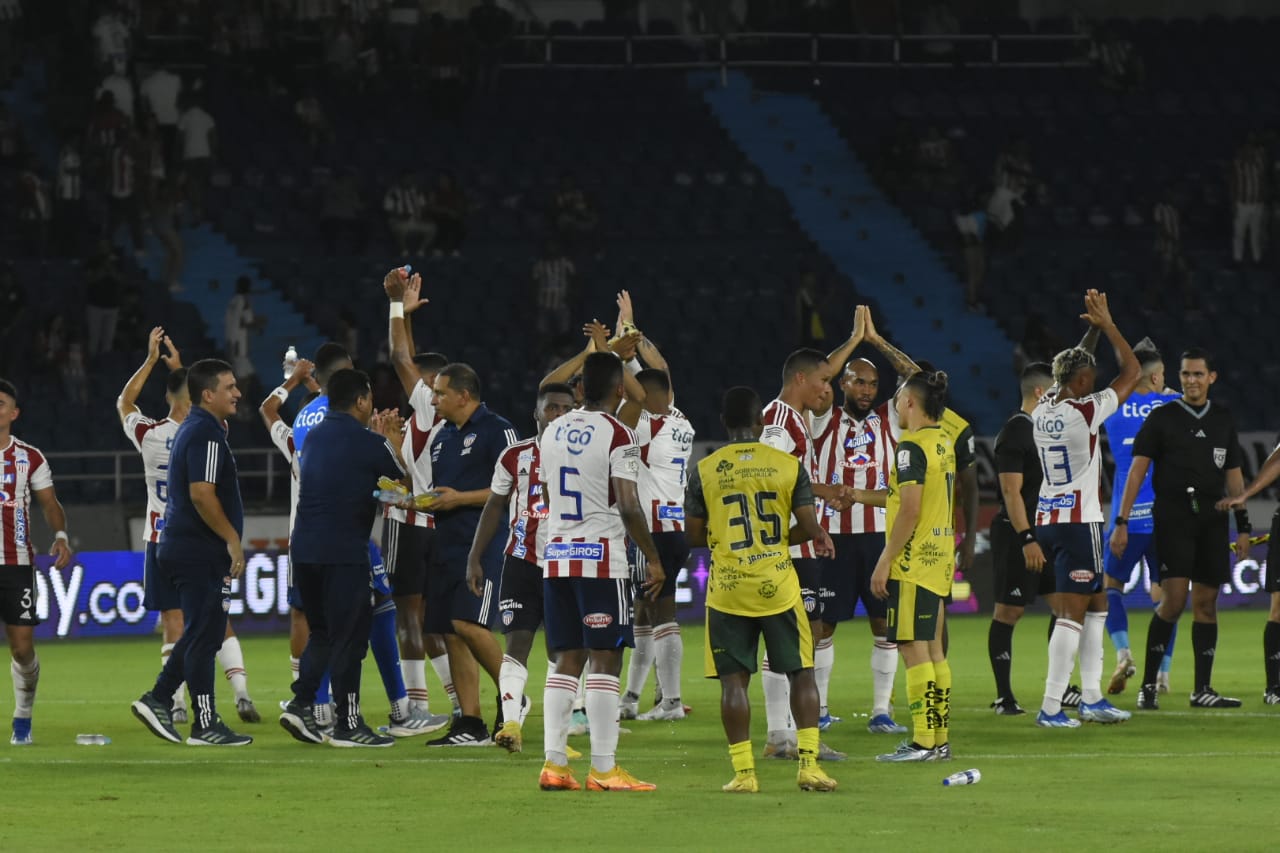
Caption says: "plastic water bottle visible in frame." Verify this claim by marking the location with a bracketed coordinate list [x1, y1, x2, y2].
[282, 345, 298, 381]
[943, 769, 981, 786]
[1187, 486, 1199, 514]
[75, 734, 111, 745]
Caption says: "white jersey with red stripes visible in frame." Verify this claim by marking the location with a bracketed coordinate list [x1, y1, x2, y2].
[267, 418, 302, 530]
[122, 412, 179, 543]
[540, 409, 639, 579]
[813, 402, 890, 534]
[634, 407, 695, 533]
[761, 398, 823, 558]
[1032, 388, 1119, 525]
[490, 436, 548, 564]
[0, 437, 54, 566]
[385, 379, 443, 530]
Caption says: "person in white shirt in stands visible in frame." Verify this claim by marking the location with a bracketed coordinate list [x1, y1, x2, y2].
[224, 276, 255, 383]
[532, 240, 575, 346]
[177, 95, 216, 223]
[1230, 133, 1268, 265]
[96, 70, 135, 120]
[139, 66, 182, 168]
[92, 4, 131, 74]
[383, 172, 432, 257]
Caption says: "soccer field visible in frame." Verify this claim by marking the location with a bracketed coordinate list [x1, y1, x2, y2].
[5, 610, 1277, 852]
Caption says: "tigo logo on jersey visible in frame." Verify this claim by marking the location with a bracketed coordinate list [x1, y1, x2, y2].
[555, 422, 595, 455]
[545, 542, 605, 561]
[583, 612, 613, 628]
[295, 407, 327, 428]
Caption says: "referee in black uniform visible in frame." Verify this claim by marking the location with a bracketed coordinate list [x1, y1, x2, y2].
[131, 359, 251, 746]
[281, 368, 406, 747]
[1112, 348, 1251, 709]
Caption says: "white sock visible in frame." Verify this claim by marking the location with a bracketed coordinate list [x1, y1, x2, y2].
[762, 656, 794, 739]
[624, 625, 654, 702]
[11, 656, 39, 718]
[585, 673, 621, 773]
[162, 644, 186, 710]
[390, 696, 410, 720]
[652, 622, 683, 705]
[573, 673, 587, 712]
[1080, 612, 1108, 704]
[402, 659, 429, 708]
[870, 636, 898, 717]
[290, 656, 300, 685]
[430, 653, 458, 710]
[543, 672, 577, 765]
[314, 702, 333, 727]
[1042, 618, 1083, 715]
[499, 655, 528, 727]
[216, 636, 249, 701]
[814, 636, 834, 715]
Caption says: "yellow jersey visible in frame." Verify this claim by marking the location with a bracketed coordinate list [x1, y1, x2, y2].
[684, 441, 813, 617]
[885, 424, 957, 596]
[939, 407, 976, 472]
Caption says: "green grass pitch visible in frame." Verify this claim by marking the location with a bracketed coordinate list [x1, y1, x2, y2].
[4, 610, 1277, 851]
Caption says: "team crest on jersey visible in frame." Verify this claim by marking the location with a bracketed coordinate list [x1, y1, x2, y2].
[518, 451, 534, 463]
[502, 610, 515, 626]
[759, 580, 777, 599]
[1213, 447, 1226, 468]
[463, 434, 477, 448]
[802, 593, 817, 613]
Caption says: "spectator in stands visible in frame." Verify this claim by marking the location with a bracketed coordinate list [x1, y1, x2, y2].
[92, 3, 131, 74]
[916, 126, 953, 174]
[953, 191, 989, 311]
[319, 170, 369, 254]
[225, 276, 256, 383]
[425, 15, 466, 120]
[139, 65, 182, 167]
[62, 342, 88, 406]
[151, 179, 184, 292]
[1012, 312, 1062, 376]
[96, 66, 135, 120]
[1230, 134, 1268, 266]
[427, 171, 468, 257]
[140, 113, 167, 199]
[0, 100, 25, 165]
[17, 157, 51, 258]
[55, 139, 84, 258]
[795, 271, 826, 349]
[1088, 25, 1144, 92]
[337, 309, 359, 361]
[38, 314, 68, 375]
[553, 173, 599, 248]
[1153, 187, 1192, 308]
[85, 243, 123, 356]
[106, 128, 145, 257]
[294, 89, 334, 149]
[987, 136, 1034, 243]
[469, 0, 513, 95]
[387, 0, 421, 68]
[177, 94, 217, 224]
[532, 240, 575, 346]
[324, 8, 362, 86]
[383, 172, 432, 256]
[85, 90, 130, 178]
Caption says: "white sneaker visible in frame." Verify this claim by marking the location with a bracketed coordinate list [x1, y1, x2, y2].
[636, 700, 686, 721]
[619, 695, 640, 720]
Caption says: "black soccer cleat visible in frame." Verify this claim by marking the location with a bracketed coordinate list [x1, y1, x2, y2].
[990, 697, 1026, 716]
[1060, 684, 1083, 709]
[426, 715, 492, 747]
[1189, 687, 1242, 708]
[1137, 684, 1159, 710]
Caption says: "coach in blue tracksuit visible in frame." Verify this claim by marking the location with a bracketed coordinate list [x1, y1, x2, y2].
[131, 359, 252, 746]
[283, 368, 406, 747]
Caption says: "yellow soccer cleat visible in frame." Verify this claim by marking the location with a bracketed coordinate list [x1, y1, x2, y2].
[495, 720, 522, 753]
[722, 772, 760, 793]
[797, 764, 839, 792]
[586, 766, 657, 792]
[565, 743, 582, 760]
[539, 761, 581, 791]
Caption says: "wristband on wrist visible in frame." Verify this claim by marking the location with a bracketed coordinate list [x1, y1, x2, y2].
[1114, 517, 1128, 526]
[54, 531, 69, 542]
[1017, 529, 1036, 544]
[271, 386, 289, 404]
[389, 302, 405, 319]
[1234, 508, 1252, 534]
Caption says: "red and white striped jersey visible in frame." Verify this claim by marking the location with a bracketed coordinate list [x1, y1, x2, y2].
[761, 398, 823, 558]
[813, 403, 891, 534]
[0, 437, 54, 566]
[540, 409, 639, 579]
[267, 417, 302, 531]
[490, 437, 547, 564]
[123, 412, 179, 543]
[1033, 388, 1119, 525]
[384, 378, 441, 530]
[635, 408, 695, 533]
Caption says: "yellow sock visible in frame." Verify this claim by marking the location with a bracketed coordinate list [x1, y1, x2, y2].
[933, 659, 952, 746]
[796, 727, 819, 768]
[729, 740, 755, 775]
[906, 662, 937, 749]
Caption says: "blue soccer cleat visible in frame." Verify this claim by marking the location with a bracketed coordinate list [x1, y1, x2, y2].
[817, 712, 842, 731]
[10, 717, 32, 746]
[867, 713, 908, 734]
[1036, 709, 1082, 728]
[1079, 699, 1132, 724]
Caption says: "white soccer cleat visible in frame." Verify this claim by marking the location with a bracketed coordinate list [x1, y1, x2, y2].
[636, 701, 686, 721]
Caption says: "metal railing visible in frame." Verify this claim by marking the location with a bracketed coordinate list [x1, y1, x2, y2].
[46, 448, 286, 503]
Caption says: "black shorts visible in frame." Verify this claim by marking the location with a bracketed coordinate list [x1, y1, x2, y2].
[990, 517, 1056, 607]
[544, 576, 634, 652]
[1037, 522, 1104, 595]
[427, 547, 500, 631]
[1154, 508, 1229, 587]
[817, 532, 886, 623]
[885, 579, 944, 643]
[1264, 510, 1280, 594]
[143, 540, 180, 612]
[794, 557, 823, 622]
[497, 554, 543, 633]
[631, 531, 690, 599]
[0, 566, 39, 626]
[704, 600, 813, 678]
[382, 518, 433, 599]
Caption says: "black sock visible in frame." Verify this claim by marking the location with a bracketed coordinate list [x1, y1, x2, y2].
[1144, 613, 1176, 686]
[1047, 614, 1057, 643]
[988, 620, 1015, 700]
[1191, 621, 1218, 692]
[1264, 621, 1280, 689]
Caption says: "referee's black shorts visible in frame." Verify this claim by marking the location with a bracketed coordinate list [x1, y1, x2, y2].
[1154, 506, 1229, 587]
[990, 516, 1056, 607]
[382, 517, 433, 598]
[1266, 510, 1280, 594]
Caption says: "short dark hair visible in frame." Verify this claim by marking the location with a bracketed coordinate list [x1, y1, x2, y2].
[1019, 362, 1052, 398]
[1181, 347, 1215, 372]
[782, 348, 827, 384]
[328, 368, 372, 411]
[187, 359, 233, 404]
[636, 368, 670, 395]
[722, 386, 763, 431]
[0, 378, 17, 404]
[166, 368, 189, 397]
[413, 352, 449, 374]
[1133, 338, 1163, 369]
[902, 370, 949, 421]
[538, 382, 576, 401]
[313, 342, 352, 387]
[439, 363, 482, 399]
[581, 353, 623, 404]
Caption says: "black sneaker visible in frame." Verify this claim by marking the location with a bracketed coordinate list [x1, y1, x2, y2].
[279, 700, 326, 744]
[427, 715, 492, 747]
[187, 716, 253, 746]
[1189, 687, 1243, 708]
[990, 697, 1026, 716]
[1060, 685, 1083, 709]
[330, 724, 395, 748]
[131, 692, 182, 743]
[1137, 683, 1159, 710]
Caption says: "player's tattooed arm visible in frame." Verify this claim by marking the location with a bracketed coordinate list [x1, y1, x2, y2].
[861, 306, 920, 378]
